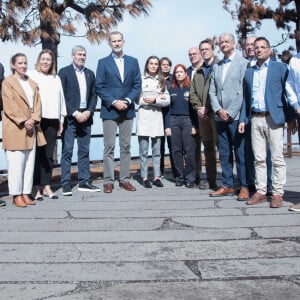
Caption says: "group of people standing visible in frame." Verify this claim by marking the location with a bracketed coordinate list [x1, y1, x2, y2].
[0, 30, 300, 212]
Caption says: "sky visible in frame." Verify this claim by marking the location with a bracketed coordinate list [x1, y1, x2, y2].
[0, 0, 295, 74]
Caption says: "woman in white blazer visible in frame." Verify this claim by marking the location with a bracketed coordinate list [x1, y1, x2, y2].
[136, 56, 170, 188]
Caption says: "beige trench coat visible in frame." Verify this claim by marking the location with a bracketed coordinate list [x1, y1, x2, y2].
[1, 75, 46, 150]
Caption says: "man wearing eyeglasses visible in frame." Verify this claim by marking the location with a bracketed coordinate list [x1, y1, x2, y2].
[190, 39, 219, 191]
[239, 37, 290, 208]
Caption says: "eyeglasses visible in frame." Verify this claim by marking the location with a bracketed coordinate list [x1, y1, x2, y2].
[254, 46, 270, 50]
[189, 53, 199, 56]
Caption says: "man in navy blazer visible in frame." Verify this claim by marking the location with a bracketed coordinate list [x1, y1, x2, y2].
[239, 37, 289, 208]
[59, 45, 100, 196]
[96, 31, 141, 193]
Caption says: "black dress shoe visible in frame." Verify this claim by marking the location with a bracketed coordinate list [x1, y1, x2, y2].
[143, 179, 152, 188]
[153, 178, 164, 187]
[78, 182, 101, 192]
[175, 179, 184, 187]
[185, 181, 194, 188]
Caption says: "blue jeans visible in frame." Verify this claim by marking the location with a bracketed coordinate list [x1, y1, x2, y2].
[170, 115, 196, 183]
[216, 120, 246, 188]
[61, 117, 91, 186]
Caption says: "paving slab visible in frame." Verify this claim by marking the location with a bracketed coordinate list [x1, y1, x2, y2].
[0, 157, 300, 299]
[0, 239, 299, 263]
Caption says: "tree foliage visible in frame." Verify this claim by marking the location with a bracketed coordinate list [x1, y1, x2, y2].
[0, 0, 152, 56]
[223, 0, 300, 52]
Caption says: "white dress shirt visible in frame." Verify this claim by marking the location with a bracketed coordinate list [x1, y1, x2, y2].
[286, 53, 300, 111]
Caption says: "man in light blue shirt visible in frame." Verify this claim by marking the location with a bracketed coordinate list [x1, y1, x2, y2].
[239, 37, 289, 208]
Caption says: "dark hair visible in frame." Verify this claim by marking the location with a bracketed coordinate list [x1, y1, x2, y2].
[199, 38, 215, 50]
[10, 53, 27, 73]
[35, 49, 56, 74]
[144, 55, 166, 92]
[254, 37, 271, 48]
[171, 64, 190, 89]
[160, 57, 172, 67]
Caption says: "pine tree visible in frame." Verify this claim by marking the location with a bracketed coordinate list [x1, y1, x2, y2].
[223, 0, 300, 52]
[0, 0, 152, 59]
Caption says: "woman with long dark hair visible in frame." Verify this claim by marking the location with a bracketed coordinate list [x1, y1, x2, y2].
[136, 56, 170, 188]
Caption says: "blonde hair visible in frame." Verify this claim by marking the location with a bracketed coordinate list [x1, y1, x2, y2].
[35, 49, 56, 75]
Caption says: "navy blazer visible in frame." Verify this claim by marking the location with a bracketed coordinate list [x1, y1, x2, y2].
[58, 64, 97, 121]
[240, 59, 289, 125]
[95, 54, 141, 120]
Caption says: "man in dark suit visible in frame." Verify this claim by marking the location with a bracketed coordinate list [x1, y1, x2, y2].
[187, 47, 202, 185]
[95, 31, 141, 193]
[209, 33, 248, 200]
[59, 45, 100, 196]
[239, 37, 289, 208]
[0, 62, 6, 206]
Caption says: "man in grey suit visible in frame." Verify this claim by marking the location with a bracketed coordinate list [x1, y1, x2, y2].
[209, 33, 248, 200]
[96, 31, 141, 193]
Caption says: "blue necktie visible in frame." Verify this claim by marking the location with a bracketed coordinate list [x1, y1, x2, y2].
[223, 58, 231, 64]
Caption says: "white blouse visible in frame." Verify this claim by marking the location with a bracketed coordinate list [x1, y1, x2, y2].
[27, 70, 67, 123]
[18, 79, 34, 109]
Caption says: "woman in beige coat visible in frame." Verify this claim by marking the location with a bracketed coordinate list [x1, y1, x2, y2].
[2, 53, 46, 207]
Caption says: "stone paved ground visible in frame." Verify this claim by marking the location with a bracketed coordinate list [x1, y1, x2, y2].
[0, 157, 299, 300]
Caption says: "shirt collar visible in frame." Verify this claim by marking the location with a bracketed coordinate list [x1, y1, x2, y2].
[255, 58, 270, 69]
[73, 63, 85, 72]
[112, 53, 124, 59]
[223, 52, 235, 63]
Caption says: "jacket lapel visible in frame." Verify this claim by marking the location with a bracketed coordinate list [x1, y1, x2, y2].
[7, 76, 31, 108]
[109, 54, 122, 83]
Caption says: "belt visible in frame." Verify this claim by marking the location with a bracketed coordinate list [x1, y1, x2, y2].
[251, 111, 269, 117]
[78, 108, 87, 112]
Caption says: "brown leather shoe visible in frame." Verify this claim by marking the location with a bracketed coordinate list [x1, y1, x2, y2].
[22, 194, 36, 205]
[237, 187, 249, 201]
[119, 182, 136, 191]
[13, 195, 27, 208]
[246, 192, 267, 205]
[103, 183, 113, 193]
[270, 194, 283, 208]
[209, 186, 234, 197]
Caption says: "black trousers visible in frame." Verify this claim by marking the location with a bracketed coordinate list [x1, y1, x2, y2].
[34, 118, 59, 186]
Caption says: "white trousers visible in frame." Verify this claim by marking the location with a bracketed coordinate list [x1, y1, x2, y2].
[251, 115, 286, 195]
[6, 144, 36, 196]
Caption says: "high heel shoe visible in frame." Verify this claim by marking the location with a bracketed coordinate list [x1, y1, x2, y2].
[43, 192, 58, 199]
[22, 194, 36, 205]
[13, 195, 27, 208]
